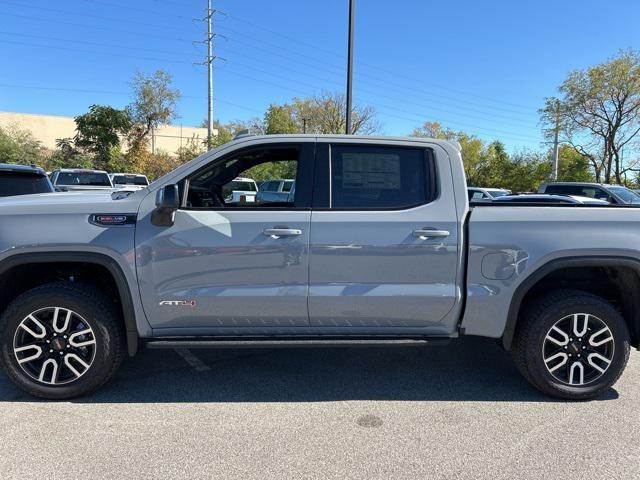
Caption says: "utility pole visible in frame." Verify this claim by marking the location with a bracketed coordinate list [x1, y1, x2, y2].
[345, 0, 355, 135]
[551, 99, 561, 181]
[206, 0, 214, 150]
[195, 1, 224, 149]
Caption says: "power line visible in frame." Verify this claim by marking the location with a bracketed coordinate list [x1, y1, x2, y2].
[220, 12, 540, 111]
[215, 25, 538, 118]
[0, 26, 539, 129]
[0, 34, 541, 141]
[0, 83, 264, 114]
[4, 6, 540, 121]
[0, 0, 185, 32]
[0, 82, 539, 143]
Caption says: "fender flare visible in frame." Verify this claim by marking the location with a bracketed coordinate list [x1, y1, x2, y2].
[502, 255, 640, 350]
[0, 252, 139, 356]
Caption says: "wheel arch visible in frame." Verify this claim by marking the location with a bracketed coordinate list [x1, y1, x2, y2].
[0, 252, 139, 356]
[502, 256, 640, 351]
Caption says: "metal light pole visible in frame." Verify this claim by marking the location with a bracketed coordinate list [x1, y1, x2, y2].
[345, 0, 355, 135]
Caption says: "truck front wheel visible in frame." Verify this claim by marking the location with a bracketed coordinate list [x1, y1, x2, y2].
[512, 290, 630, 400]
[0, 282, 125, 399]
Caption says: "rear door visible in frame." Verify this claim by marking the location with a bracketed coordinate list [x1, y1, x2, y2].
[308, 141, 460, 330]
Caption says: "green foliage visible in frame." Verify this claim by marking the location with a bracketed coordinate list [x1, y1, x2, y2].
[410, 121, 594, 192]
[243, 161, 297, 183]
[73, 105, 131, 169]
[176, 135, 207, 163]
[0, 124, 47, 166]
[258, 92, 379, 135]
[264, 104, 299, 134]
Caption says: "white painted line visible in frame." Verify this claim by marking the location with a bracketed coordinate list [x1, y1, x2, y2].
[174, 348, 211, 372]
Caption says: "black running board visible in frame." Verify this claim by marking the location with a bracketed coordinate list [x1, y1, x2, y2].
[145, 336, 451, 349]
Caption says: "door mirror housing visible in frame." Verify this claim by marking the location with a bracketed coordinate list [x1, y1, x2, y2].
[152, 184, 179, 226]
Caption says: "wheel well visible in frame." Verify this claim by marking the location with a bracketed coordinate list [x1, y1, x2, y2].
[0, 256, 138, 355]
[505, 264, 640, 350]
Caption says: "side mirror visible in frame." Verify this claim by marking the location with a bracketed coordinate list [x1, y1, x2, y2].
[152, 184, 179, 227]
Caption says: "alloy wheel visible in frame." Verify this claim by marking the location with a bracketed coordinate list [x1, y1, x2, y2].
[542, 313, 615, 386]
[13, 307, 97, 385]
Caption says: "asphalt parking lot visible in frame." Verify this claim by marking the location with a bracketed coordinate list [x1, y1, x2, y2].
[1, 337, 639, 479]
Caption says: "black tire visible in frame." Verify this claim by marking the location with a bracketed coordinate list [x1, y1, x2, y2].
[512, 289, 630, 400]
[0, 282, 125, 399]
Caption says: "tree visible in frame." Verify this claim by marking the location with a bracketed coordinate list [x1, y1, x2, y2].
[176, 135, 207, 163]
[409, 121, 570, 192]
[127, 70, 181, 150]
[264, 104, 299, 134]
[47, 137, 93, 170]
[541, 49, 640, 183]
[73, 105, 131, 169]
[0, 124, 46, 166]
[291, 92, 379, 134]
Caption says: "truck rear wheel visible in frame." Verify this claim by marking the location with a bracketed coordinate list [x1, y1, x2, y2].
[0, 282, 125, 399]
[512, 290, 630, 400]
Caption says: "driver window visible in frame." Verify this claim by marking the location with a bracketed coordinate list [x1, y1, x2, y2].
[185, 147, 299, 209]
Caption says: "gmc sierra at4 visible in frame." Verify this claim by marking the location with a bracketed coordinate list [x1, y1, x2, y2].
[0, 134, 638, 400]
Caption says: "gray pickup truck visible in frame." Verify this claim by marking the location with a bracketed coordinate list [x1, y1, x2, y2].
[0, 134, 638, 400]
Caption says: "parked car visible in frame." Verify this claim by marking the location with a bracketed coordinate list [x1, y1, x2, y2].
[539, 182, 640, 205]
[467, 187, 511, 200]
[222, 177, 258, 204]
[1, 134, 639, 400]
[492, 194, 609, 205]
[50, 169, 114, 192]
[257, 179, 295, 203]
[109, 173, 149, 190]
[0, 163, 54, 198]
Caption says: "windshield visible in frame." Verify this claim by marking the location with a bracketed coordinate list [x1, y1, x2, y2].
[227, 181, 257, 192]
[56, 172, 112, 187]
[608, 186, 640, 204]
[0, 172, 52, 197]
[112, 175, 148, 186]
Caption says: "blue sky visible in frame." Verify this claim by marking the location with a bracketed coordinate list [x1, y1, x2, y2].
[1, 0, 638, 151]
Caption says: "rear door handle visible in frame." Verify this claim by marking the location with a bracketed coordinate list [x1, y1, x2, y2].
[263, 228, 302, 238]
[412, 229, 450, 239]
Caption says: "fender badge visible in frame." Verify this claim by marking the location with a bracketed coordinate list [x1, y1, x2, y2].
[159, 300, 197, 307]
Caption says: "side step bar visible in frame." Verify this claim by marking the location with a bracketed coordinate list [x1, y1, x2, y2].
[146, 336, 451, 349]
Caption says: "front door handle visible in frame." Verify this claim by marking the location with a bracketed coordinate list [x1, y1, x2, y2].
[412, 228, 450, 239]
[263, 227, 302, 238]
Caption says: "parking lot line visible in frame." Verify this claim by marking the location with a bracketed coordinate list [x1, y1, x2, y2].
[173, 348, 211, 372]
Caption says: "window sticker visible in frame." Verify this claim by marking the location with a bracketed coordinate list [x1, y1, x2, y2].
[341, 153, 401, 190]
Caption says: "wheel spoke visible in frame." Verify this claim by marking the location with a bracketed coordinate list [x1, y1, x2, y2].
[544, 352, 568, 373]
[19, 315, 47, 339]
[64, 353, 90, 378]
[572, 314, 589, 338]
[589, 327, 613, 347]
[546, 325, 569, 346]
[68, 329, 96, 348]
[568, 361, 585, 385]
[38, 359, 59, 384]
[587, 352, 612, 374]
[52, 308, 72, 333]
[14, 344, 43, 364]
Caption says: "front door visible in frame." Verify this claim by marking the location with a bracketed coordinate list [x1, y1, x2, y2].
[308, 141, 461, 330]
[136, 141, 315, 331]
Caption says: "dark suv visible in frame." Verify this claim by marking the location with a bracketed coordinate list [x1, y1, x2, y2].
[0, 163, 54, 198]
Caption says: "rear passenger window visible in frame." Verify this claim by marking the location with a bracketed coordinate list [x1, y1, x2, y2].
[330, 145, 434, 209]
